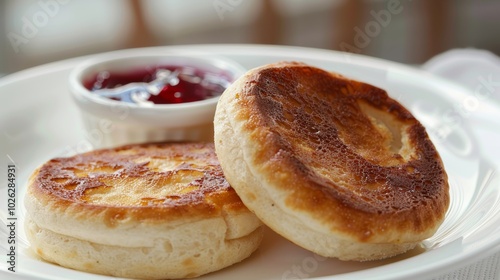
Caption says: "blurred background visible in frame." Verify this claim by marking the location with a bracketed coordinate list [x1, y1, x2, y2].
[1, 0, 499, 76]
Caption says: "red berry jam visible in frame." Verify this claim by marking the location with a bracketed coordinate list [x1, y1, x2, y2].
[84, 65, 232, 105]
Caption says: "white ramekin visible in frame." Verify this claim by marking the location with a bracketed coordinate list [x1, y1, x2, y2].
[69, 50, 246, 149]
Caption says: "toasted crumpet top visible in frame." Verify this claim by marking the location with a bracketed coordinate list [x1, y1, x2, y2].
[28, 142, 249, 227]
[228, 62, 449, 243]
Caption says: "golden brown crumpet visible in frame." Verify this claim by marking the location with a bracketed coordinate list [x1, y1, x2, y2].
[214, 62, 449, 261]
[24, 142, 263, 279]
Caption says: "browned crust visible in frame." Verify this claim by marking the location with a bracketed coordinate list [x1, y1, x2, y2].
[231, 62, 449, 242]
[29, 142, 248, 225]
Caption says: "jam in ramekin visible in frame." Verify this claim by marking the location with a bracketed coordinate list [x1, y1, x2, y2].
[84, 65, 232, 105]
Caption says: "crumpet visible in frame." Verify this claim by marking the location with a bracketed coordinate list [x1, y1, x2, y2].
[24, 142, 263, 279]
[214, 62, 449, 261]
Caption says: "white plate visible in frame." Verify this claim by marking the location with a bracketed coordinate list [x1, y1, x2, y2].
[1, 45, 500, 280]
